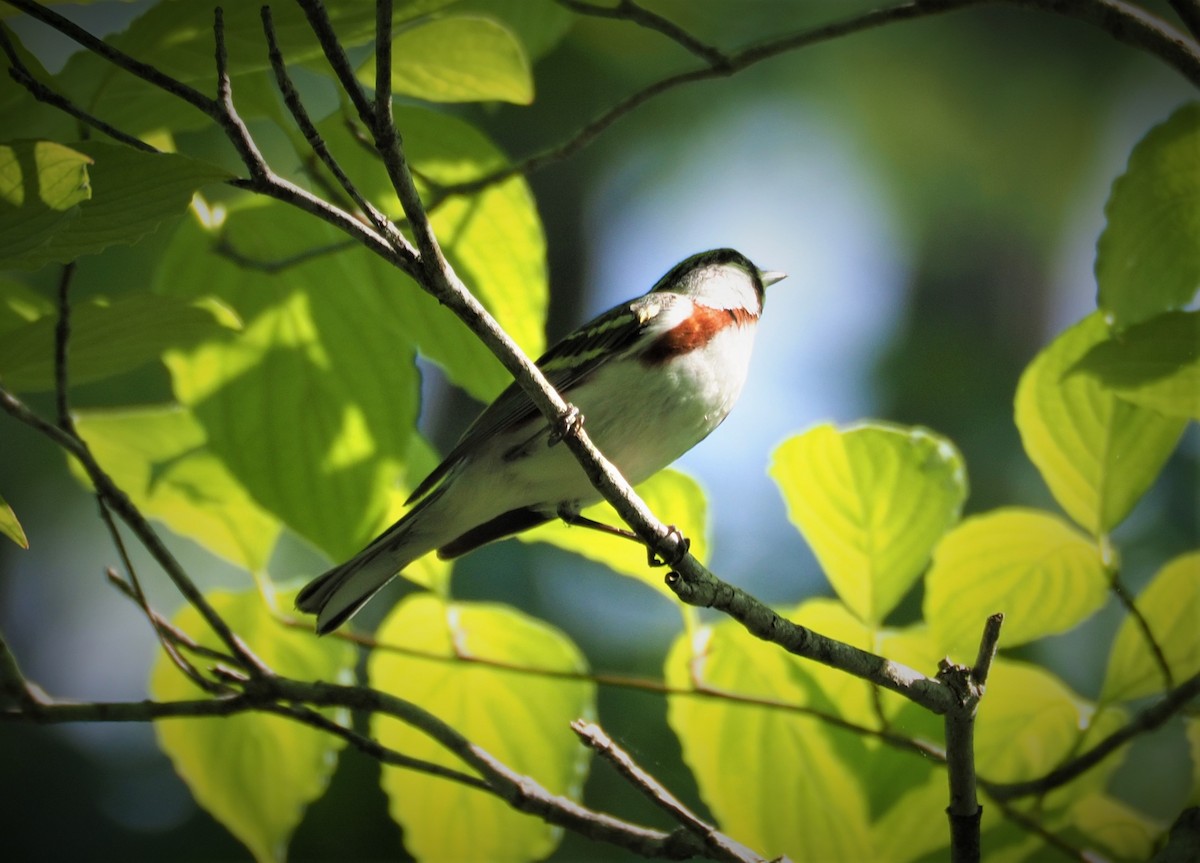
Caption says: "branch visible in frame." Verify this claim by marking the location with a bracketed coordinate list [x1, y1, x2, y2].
[573, 720, 761, 863]
[0, 24, 157, 152]
[554, 0, 732, 68]
[941, 614, 1003, 863]
[985, 670, 1200, 801]
[1, 670, 715, 860]
[0, 385, 269, 677]
[1109, 566, 1174, 690]
[448, 0, 1200, 196]
[666, 567, 956, 713]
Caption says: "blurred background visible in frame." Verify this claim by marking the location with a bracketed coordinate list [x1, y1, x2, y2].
[2, 1, 1197, 859]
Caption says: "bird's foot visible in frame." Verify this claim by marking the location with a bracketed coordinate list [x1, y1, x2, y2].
[548, 404, 584, 447]
[647, 526, 690, 568]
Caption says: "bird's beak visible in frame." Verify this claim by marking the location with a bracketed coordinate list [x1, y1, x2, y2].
[759, 270, 787, 288]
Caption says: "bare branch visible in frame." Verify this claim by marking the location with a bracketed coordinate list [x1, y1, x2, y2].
[667, 568, 956, 713]
[260, 5, 412, 254]
[52, 262, 77, 433]
[1109, 566, 1174, 690]
[940, 615, 1003, 863]
[449, 0, 1200, 197]
[0, 25, 157, 152]
[0, 385, 270, 678]
[986, 671, 1200, 801]
[573, 720, 760, 863]
[555, 0, 732, 69]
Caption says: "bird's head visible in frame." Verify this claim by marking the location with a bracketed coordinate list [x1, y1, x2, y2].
[651, 248, 786, 317]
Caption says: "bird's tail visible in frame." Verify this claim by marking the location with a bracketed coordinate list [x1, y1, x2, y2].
[295, 494, 439, 635]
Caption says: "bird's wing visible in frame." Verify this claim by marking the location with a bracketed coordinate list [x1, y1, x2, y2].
[405, 293, 680, 504]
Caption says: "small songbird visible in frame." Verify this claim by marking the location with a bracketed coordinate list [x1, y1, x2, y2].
[297, 248, 785, 633]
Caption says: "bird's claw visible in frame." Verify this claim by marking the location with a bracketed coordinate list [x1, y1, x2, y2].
[647, 525, 690, 568]
[548, 404, 584, 447]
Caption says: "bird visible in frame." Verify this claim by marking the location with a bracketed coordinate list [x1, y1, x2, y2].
[296, 248, 786, 634]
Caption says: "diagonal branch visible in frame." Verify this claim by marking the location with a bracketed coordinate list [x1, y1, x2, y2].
[554, 0, 732, 68]
[447, 0, 1200, 197]
[984, 670, 1200, 801]
[573, 719, 760, 863]
[0, 24, 157, 152]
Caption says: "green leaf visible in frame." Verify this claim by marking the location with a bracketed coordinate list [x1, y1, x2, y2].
[0, 140, 92, 209]
[1102, 552, 1200, 703]
[368, 594, 593, 863]
[974, 659, 1098, 784]
[769, 422, 967, 624]
[1071, 310, 1200, 420]
[0, 140, 91, 266]
[2, 141, 230, 270]
[1096, 103, 1200, 328]
[1056, 795, 1162, 863]
[360, 15, 533, 104]
[870, 772, 951, 863]
[73, 406, 281, 573]
[924, 508, 1108, 658]
[50, 0, 455, 138]
[664, 616, 874, 861]
[0, 490, 28, 549]
[149, 587, 355, 863]
[1015, 312, 1186, 535]
[451, 0, 574, 59]
[0, 278, 54, 333]
[315, 107, 547, 400]
[159, 201, 423, 560]
[522, 467, 708, 600]
[0, 293, 239, 391]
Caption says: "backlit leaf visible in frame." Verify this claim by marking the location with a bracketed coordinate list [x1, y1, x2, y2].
[665, 617, 874, 861]
[0, 490, 27, 549]
[1015, 312, 1185, 535]
[369, 594, 593, 863]
[0, 293, 238, 391]
[1096, 103, 1200, 328]
[0, 140, 90, 267]
[1071, 310, 1200, 420]
[1102, 552, 1200, 703]
[360, 16, 533, 104]
[149, 587, 354, 863]
[159, 201, 422, 561]
[314, 108, 546, 401]
[975, 660, 1099, 784]
[770, 422, 967, 624]
[73, 406, 280, 573]
[924, 508, 1108, 658]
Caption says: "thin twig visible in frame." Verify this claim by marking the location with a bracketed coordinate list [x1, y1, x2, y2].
[0, 25, 157, 152]
[294, 0, 375, 126]
[972, 612, 1003, 687]
[213, 235, 357, 273]
[260, 5, 411, 253]
[52, 262, 77, 434]
[2, 676, 712, 860]
[262, 700, 492, 791]
[985, 671, 1200, 801]
[1109, 568, 1174, 690]
[0, 384, 270, 678]
[572, 720, 760, 863]
[555, 0, 732, 68]
[446, 0, 1200, 197]
[986, 796, 1091, 861]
